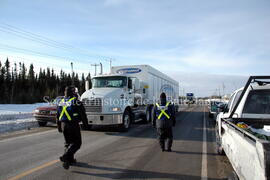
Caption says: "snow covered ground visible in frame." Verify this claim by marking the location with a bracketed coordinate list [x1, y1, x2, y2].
[0, 103, 49, 134]
[0, 103, 47, 114]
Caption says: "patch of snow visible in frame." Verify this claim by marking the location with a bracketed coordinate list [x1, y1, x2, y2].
[0, 103, 48, 114]
[0, 118, 38, 134]
[0, 103, 50, 134]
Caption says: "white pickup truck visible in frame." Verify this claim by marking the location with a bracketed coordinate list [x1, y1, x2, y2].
[216, 76, 270, 180]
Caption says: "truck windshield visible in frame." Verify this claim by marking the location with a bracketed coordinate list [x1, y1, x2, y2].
[243, 90, 270, 114]
[92, 76, 127, 88]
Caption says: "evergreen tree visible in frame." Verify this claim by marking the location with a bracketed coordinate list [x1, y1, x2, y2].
[0, 59, 89, 104]
[28, 64, 35, 103]
[0, 60, 3, 103]
[4, 58, 11, 103]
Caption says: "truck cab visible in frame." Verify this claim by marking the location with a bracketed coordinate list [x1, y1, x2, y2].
[216, 83, 270, 123]
[81, 74, 141, 131]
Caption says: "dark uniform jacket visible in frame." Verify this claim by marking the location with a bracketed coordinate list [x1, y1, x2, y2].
[56, 97, 88, 130]
[153, 100, 176, 129]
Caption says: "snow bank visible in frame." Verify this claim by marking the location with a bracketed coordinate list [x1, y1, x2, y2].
[0, 103, 48, 134]
[0, 103, 47, 114]
[0, 118, 38, 134]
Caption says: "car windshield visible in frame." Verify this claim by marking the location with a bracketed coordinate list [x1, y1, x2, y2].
[210, 101, 222, 112]
[93, 76, 127, 88]
[243, 89, 270, 114]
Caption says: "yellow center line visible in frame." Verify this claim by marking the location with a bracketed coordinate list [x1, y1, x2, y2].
[7, 159, 59, 180]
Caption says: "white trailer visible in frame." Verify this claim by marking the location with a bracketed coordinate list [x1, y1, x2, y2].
[81, 65, 179, 131]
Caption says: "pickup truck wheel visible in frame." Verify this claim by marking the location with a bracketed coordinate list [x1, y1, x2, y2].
[216, 125, 225, 155]
[38, 121, 47, 127]
[228, 171, 239, 180]
[119, 110, 131, 132]
[217, 144, 225, 155]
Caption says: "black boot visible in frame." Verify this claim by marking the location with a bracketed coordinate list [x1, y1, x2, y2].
[60, 155, 70, 170]
[69, 157, 77, 165]
[63, 161, 70, 170]
[167, 139, 173, 152]
[160, 142, 165, 152]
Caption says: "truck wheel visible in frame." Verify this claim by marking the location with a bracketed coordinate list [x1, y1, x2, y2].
[216, 126, 225, 155]
[217, 144, 225, 155]
[146, 106, 152, 123]
[38, 121, 47, 127]
[228, 171, 239, 180]
[119, 110, 131, 132]
[143, 106, 152, 123]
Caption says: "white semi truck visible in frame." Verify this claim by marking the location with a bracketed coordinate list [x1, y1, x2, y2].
[80, 65, 179, 131]
[216, 76, 270, 180]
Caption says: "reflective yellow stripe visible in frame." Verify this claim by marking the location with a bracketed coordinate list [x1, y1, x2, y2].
[59, 97, 76, 121]
[156, 102, 170, 119]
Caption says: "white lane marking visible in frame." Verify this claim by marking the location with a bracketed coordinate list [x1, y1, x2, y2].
[201, 106, 208, 180]
[0, 129, 55, 143]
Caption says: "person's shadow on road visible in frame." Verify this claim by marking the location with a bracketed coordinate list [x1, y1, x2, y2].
[72, 162, 222, 180]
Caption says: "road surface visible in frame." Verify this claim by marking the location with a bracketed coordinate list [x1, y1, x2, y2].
[0, 105, 233, 180]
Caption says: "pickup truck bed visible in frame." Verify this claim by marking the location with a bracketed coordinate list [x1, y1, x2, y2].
[220, 118, 270, 180]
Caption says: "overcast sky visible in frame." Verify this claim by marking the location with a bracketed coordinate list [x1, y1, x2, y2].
[0, 0, 269, 96]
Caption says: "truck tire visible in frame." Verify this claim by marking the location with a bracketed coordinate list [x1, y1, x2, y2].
[216, 124, 225, 155]
[142, 106, 152, 123]
[228, 171, 239, 180]
[119, 110, 131, 132]
[38, 121, 47, 127]
[217, 144, 225, 155]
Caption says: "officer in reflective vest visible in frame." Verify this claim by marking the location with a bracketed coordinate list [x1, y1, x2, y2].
[153, 92, 176, 152]
[57, 86, 87, 169]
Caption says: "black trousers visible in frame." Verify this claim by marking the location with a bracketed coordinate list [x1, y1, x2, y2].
[61, 122, 82, 161]
[157, 127, 173, 150]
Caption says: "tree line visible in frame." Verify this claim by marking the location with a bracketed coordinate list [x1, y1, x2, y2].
[0, 58, 92, 104]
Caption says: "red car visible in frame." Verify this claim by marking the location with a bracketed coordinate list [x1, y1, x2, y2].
[33, 105, 57, 126]
[33, 97, 63, 126]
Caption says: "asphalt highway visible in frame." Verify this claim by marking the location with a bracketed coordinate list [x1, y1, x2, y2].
[0, 105, 233, 180]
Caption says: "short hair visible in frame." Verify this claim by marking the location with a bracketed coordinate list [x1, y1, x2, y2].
[65, 86, 75, 97]
[160, 92, 166, 99]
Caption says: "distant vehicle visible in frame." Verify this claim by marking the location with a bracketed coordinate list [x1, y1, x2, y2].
[208, 101, 225, 118]
[216, 76, 270, 180]
[186, 93, 195, 104]
[81, 65, 179, 131]
[33, 96, 63, 126]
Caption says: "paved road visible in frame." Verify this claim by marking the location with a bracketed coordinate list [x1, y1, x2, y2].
[0, 106, 232, 180]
